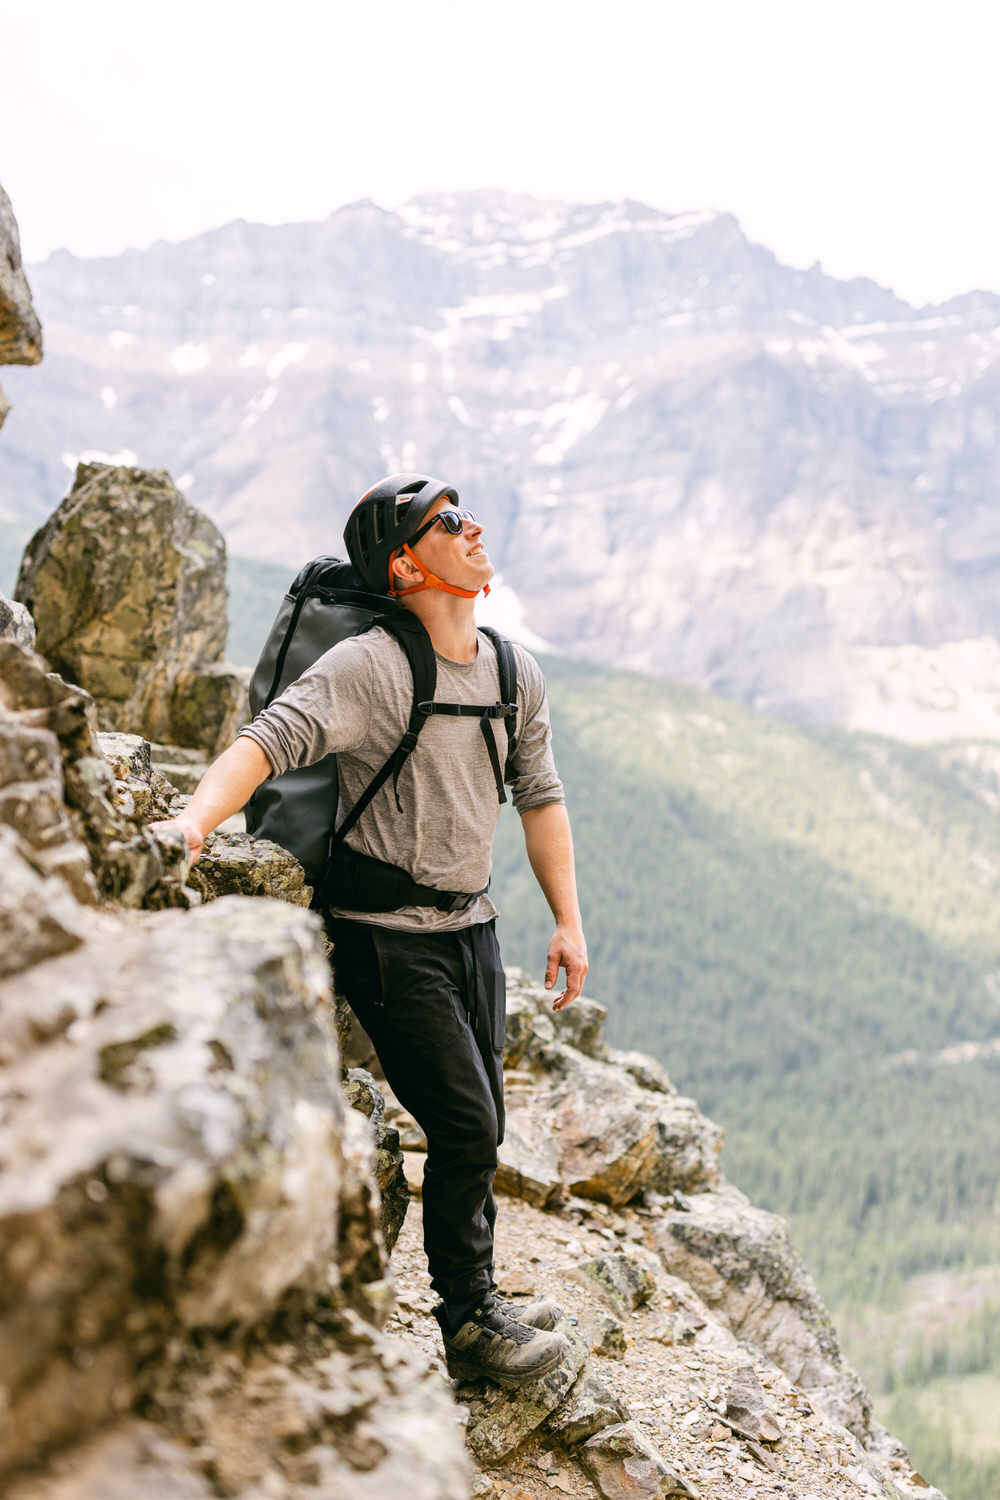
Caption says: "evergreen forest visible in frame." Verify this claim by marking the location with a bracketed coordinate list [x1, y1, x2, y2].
[487, 655, 1000, 1499]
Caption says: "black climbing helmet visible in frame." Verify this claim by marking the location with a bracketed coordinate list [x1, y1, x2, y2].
[344, 473, 460, 593]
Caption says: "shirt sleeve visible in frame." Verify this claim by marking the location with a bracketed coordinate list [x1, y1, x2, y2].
[238, 635, 375, 777]
[508, 646, 566, 814]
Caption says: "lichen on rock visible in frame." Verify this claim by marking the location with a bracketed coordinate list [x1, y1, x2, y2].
[14, 463, 246, 754]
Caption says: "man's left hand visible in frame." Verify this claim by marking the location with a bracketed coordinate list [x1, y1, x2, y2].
[544, 924, 589, 1010]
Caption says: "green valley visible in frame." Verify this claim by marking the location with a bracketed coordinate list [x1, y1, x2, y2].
[488, 655, 1000, 1498]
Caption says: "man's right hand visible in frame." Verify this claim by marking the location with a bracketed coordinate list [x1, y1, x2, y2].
[148, 816, 206, 862]
[145, 737, 273, 864]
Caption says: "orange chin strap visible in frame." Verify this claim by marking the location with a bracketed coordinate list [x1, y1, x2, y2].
[389, 543, 490, 599]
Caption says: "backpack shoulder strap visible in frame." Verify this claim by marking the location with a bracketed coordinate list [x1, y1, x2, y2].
[478, 626, 519, 770]
[329, 612, 437, 846]
[381, 609, 438, 708]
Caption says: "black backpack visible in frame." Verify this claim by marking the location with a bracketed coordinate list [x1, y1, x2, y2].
[244, 556, 518, 913]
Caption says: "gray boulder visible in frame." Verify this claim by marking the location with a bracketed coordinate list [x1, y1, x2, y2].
[0, 893, 471, 1496]
[0, 589, 34, 648]
[0, 181, 42, 432]
[495, 1113, 564, 1208]
[651, 1185, 873, 1441]
[544, 1048, 722, 1207]
[0, 640, 191, 910]
[4, 1336, 471, 1500]
[0, 666, 95, 903]
[344, 1067, 411, 1252]
[0, 183, 42, 365]
[499, 978, 722, 1211]
[546, 1369, 630, 1447]
[580, 1421, 699, 1498]
[0, 823, 90, 978]
[504, 970, 610, 1064]
[98, 732, 314, 911]
[14, 463, 245, 753]
[0, 897, 342, 1476]
[98, 733, 177, 823]
[574, 1252, 655, 1316]
[186, 829, 312, 908]
[723, 1361, 783, 1444]
[168, 661, 252, 759]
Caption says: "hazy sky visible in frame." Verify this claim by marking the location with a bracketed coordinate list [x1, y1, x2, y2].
[2, 0, 998, 306]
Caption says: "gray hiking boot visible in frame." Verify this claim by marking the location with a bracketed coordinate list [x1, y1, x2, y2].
[434, 1298, 570, 1387]
[490, 1291, 563, 1330]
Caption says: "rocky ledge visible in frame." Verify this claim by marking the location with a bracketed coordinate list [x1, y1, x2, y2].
[377, 973, 940, 1500]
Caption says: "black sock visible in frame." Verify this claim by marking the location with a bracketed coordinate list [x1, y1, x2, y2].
[443, 1297, 479, 1332]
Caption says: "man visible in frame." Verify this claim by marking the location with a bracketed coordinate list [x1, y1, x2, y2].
[154, 473, 588, 1387]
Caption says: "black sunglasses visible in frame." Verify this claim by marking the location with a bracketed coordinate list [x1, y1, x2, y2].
[405, 508, 478, 548]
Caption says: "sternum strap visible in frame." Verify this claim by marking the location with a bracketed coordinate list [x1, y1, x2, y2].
[417, 700, 519, 804]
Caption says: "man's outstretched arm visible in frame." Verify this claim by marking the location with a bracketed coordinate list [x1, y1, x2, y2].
[520, 802, 588, 1010]
[150, 736, 273, 860]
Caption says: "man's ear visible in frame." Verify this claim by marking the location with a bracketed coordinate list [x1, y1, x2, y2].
[390, 550, 420, 587]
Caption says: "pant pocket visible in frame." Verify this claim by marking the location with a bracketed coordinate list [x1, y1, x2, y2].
[369, 926, 468, 1048]
[477, 920, 507, 1053]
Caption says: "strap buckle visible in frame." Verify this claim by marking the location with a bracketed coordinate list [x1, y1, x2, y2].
[435, 890, 475, 913]
[434, 879, 490, 913]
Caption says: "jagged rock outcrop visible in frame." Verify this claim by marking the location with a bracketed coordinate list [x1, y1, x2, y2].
[0, 897, 469, 1497]
[652, 1185, 873, 1440]
[0, 181, 42, 430]
[344, 1067, 410, 1253]
[0, 643, 191, 914]
[185, 829, 313, 906]
[496, 976, 723, 1209]
[14, 463, 249, 755]
[99, 732, 313, 909]
[0, 642, 452, 1491]
[0, 635, 470, 1497]
[1, 589, 35, 648]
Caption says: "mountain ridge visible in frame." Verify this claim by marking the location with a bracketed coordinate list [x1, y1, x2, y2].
[3, 189, 1000, 740]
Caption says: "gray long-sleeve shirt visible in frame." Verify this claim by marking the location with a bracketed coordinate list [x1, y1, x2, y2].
[239, 626, 564, 931]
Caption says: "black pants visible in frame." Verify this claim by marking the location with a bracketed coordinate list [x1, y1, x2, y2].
[328, 916, 506, 1305]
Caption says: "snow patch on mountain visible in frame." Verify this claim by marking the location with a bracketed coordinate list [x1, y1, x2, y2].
[62, 448, 138, 471]
[170, 343, 210, 375]
[266, 343, 308, 380]
[476, 575, 555, 653]
[534, 394, 609, 465]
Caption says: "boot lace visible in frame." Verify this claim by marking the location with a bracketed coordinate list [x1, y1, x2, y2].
[477, 1302, 535, 1344]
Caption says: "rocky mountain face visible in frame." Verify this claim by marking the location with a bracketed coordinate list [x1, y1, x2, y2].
[3, 191, 1000, 738]
[0, 181, 42, 432]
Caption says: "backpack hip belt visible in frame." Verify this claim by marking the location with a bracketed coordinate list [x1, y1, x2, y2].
[325, 842, 490, 915]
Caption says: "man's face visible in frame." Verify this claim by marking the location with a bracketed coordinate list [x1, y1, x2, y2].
[404, 496, 494, 590]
